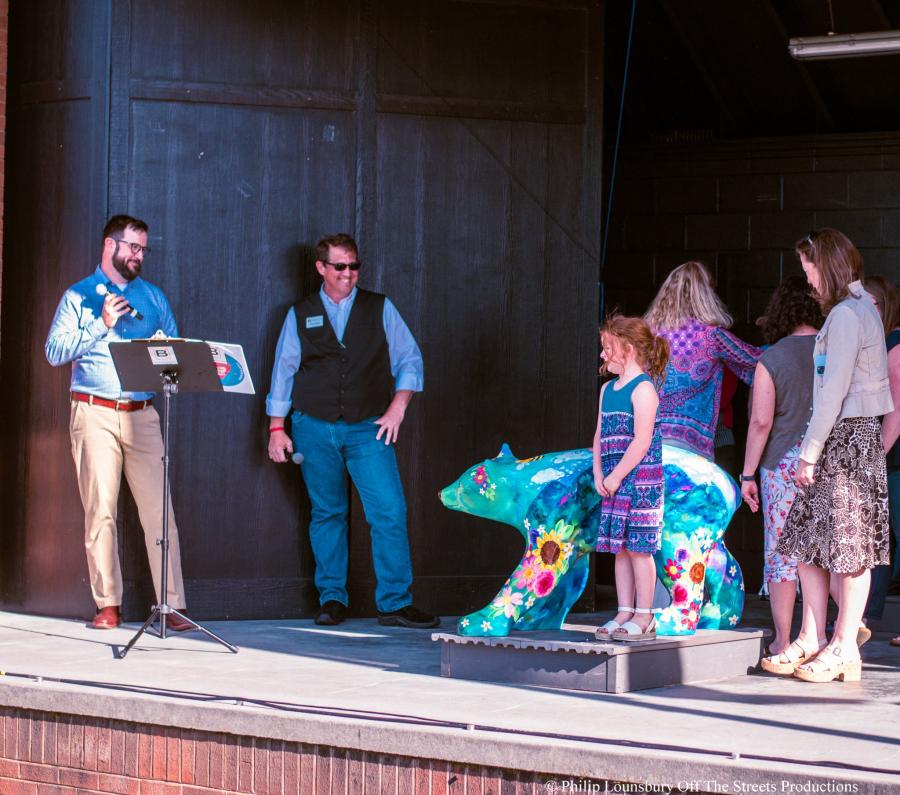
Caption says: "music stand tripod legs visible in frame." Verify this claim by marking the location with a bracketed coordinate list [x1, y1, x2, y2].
[120, 374, 238, 658]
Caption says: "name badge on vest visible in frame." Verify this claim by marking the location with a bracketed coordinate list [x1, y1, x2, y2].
[306, 315, 324, 329]
[815, 353, 826, 375]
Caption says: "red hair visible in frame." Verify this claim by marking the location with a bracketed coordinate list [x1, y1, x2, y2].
[600, 314, 670, 380]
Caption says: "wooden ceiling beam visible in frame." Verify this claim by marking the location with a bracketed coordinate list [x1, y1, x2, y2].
[761, 0, 836, 131]
[657, 0, 739, 132]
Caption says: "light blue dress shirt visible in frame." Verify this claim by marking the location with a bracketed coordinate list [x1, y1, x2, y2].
[266, 286, 424, 418]
[45, 265, 179, 401]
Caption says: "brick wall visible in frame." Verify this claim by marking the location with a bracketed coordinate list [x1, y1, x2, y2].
[0, 706, 568, 795]
[602, 132, 900, 586]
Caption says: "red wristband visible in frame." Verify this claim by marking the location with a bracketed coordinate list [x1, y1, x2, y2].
[269, 426, 285, 433]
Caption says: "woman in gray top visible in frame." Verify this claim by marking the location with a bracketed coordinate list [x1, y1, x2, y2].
[768, 229, 893, 684]
[741, 278, 822, 660]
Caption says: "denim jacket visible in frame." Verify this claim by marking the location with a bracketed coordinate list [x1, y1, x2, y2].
[800, 280, 893, 464]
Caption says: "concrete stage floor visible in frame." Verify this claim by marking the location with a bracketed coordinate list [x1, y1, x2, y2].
[0, 602, 897, 793]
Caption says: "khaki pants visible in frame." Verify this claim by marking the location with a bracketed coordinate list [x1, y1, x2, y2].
[69, 400, 186, 609]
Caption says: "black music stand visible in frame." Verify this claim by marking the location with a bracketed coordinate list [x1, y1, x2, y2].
[109, 339, 238, 657]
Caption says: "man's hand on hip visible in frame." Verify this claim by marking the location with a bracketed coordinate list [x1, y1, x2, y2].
[268, 429, 293, 462]
[374, 406, 405, 445]
[374, 389, 415, 445]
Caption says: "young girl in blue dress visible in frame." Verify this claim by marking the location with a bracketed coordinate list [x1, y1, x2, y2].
[593, 315, 669, 641]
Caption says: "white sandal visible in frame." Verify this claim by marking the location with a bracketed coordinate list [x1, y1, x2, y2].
[595, 606, 634, 640]
[612, 608, 657, 642]
[760, 638, 825, 675]
[794, 645, 862, 683]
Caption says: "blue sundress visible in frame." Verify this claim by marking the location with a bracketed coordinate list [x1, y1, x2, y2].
[595, 374, 664, 554]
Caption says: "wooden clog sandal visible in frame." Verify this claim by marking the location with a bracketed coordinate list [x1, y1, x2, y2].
[856, 623, 872, 648]
[793, 645, 862, 683]
[760, 638, 824, 675]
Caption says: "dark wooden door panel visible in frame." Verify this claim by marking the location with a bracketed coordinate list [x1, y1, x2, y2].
[130, 0, 357, 93]
[119, 101, 357, 615]
[4, 0, 602, 619]
[377, 0, 587, 112]
[0, 0, 110, 618]
[346, 109, 598, 612]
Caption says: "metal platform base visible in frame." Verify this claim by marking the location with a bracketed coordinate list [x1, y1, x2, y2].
[433, 624, 771, 693]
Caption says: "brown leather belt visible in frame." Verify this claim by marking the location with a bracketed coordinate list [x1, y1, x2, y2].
[71, 391, 152, 412]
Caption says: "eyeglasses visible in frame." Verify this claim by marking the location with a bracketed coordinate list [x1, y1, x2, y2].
[114, 238, 151, 255]
[324, 260, 361, 272]
[803, 232, 816, 248]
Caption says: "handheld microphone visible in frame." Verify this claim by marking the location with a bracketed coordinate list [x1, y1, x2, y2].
[291, 452, 305, 465]
[95, 282, 144, 321]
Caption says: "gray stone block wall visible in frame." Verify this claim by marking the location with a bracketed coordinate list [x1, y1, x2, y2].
[602, 132, 900, 589]
[605, 133, 900, 330]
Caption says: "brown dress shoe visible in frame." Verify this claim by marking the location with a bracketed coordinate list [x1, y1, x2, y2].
[90, 606, 121, 630]
[164, 611, 195, 632]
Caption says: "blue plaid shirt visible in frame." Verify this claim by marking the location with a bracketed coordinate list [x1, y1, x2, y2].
[45, 265, 179, 400]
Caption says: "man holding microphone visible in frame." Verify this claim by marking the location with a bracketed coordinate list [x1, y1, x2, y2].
[45, 214, 190, 630]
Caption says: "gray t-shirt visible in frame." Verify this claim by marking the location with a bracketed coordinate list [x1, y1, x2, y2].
[759, 334, 817, 471]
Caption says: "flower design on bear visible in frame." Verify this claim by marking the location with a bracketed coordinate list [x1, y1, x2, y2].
[663, 558, 684, 580]
[689, 562, 705, 583]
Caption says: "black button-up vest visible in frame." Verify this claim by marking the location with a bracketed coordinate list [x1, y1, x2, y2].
[292, 289, 393, 423]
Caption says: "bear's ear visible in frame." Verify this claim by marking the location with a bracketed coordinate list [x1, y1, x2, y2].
[494, 442, 514, 460]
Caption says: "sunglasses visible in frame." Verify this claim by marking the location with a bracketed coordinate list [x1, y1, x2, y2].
[324, 260, 362, 272]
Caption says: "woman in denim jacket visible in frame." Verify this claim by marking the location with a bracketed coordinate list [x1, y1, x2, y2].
[764, 228, 893, 683]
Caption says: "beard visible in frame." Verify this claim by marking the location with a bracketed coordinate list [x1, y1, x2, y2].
[112, 250, 141, 282]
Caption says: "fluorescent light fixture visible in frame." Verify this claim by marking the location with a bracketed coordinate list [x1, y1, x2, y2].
[789, 30, 900, 60]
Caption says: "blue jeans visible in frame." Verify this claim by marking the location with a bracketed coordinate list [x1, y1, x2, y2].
[291, 411, 413, 612]
[865, 466, 900, 621]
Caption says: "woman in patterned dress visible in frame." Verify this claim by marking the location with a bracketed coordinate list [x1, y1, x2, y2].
[768, 229, 893, 683]
[739, 277, 822, 658]
[644, 261, 761, 462]
[593, 316, 669, 641]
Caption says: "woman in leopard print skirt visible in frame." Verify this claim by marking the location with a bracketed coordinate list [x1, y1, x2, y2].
[762, 228, 893, 683]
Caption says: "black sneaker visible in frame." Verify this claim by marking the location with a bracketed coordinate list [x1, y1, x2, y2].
[315, 600, 346, 626]
[377, 605, 440, 629]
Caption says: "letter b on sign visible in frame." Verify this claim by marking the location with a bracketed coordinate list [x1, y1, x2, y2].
[148, 346, 178, 365]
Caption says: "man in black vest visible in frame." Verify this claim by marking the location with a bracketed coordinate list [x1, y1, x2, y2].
[266, 233, 439, 628]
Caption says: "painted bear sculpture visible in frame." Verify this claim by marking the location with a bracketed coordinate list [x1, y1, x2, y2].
[439, 443, 744, 637]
